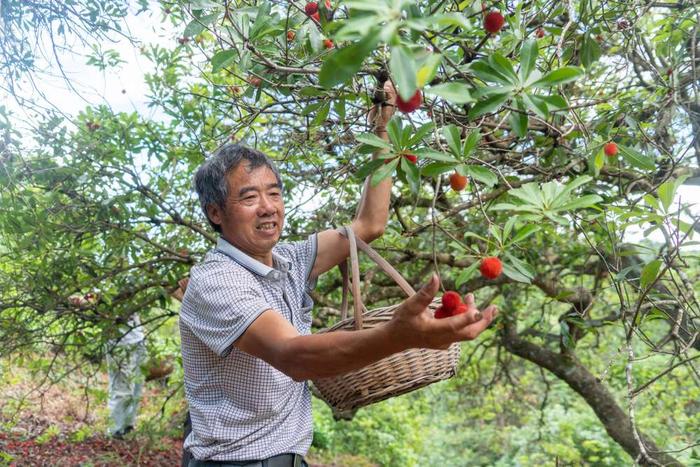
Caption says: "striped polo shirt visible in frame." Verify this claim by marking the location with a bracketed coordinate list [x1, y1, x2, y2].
[179, 234, 317, 461]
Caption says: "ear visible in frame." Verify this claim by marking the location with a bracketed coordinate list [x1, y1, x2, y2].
[206, 203, 224, 228]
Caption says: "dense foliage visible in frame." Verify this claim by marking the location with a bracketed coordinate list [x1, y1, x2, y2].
[1, 0, 699, 465]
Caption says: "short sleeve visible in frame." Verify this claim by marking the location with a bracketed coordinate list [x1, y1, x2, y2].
[181, 264, 271, 357]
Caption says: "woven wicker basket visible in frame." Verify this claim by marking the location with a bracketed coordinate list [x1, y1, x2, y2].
[311, 227, 460, 412]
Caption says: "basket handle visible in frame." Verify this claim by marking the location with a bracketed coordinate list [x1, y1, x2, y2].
[339, 226, 416, 330]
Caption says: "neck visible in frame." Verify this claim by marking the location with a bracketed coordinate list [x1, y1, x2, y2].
[221, 234, 274, 267]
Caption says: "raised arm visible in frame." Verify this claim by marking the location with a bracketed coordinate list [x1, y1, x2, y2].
[310, 81, 397, 279]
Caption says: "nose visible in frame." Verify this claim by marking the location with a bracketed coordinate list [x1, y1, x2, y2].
[256, 193, 277, 216]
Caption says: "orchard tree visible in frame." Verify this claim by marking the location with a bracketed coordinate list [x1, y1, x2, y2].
[1, 0, 699, 464]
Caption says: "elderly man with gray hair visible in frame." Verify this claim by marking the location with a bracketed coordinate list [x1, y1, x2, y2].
[178, 83, 498, 466]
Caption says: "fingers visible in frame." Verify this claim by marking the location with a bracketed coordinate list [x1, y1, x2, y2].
[401, 274, 439, 315]
[463, 293, 475, 307]
[458, 305, 498, 340]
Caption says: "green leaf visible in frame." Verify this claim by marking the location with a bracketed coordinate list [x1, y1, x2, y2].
[386, 116, 403, 149]
[522, 93, 549, 119]
[422, 162, 456, 177]
[640, 259, 662, 289]
[489, 54, 518, 85]
[505, 253, 535, 280]
[310, 102, 330, 127]
[519, 39, 538, 82]
[371, 157, 399, 186]
[356, 133, 392, 149]
[469, 60, 511, 85]
[557, 194, 603, 211]
[425, 82, 473, 104]
[538, 94, 568, 111]
[443, 125, 462, 156]
[510, 97, 528, 137]
[184, 12, 219, 37]
[354, 158, 386, 180]
[407, 122, 434, 146]
[462, 131, 480, 157]
[532, 66, 584, 88]
[401, 156, 421, 193]
[581, 33, 602, 69]
[619, 145, 656, 171]
[657, 179, 678, 211]
[502, 262, 531, 283]
[319, 31, 380, 88]
[455, 261, 480, 288]
[417, 53, 443, 87]
[391, 46, 418, 101]
[508, 224, 540, 244]
[211, 50, 237, 73]
[466, 165, 497, 187]
[468, 93, 510, 119]
[416, 149, 459, 163]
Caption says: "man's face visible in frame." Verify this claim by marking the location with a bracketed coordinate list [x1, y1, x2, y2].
[208, 162, 285, 260]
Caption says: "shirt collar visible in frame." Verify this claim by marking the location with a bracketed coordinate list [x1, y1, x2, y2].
[216, 237, 291, 279]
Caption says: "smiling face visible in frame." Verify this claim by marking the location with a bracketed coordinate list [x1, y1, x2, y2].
[206, 161, 285, 266]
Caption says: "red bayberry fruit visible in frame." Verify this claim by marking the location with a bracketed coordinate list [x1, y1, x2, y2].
[603, 142, 618, 157]
[249, 76, 262, 87]
[452, 303, 469, 315]
[305, 2, 318, 15]
[480, 257, 503, 279]
[403, 153, 417, 164]
[434, 306, 451, 319]
[287, 30, 296, 41]
[449, 172, 468, 191]
[323, 39, 334, 49]
[441, 291, 462, 312]
[535, 27, 545, 38]
[311, 11, 320, 21]
[383, 156, 397, 165]
[396, 90, 422, 113]
[484, 11, 505, 34]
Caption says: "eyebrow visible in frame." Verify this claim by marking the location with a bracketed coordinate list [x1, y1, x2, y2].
[237, 183, 282, 197]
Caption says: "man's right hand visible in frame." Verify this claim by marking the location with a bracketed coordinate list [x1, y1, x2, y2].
[386, 274, 498, 350]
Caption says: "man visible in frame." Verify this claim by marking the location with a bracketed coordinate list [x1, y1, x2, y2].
[179, 83, 498, 466]
[106, 312, 146, 439]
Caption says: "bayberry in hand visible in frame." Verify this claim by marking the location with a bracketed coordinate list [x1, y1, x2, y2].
[604, 142, 618, 157]
[452, 303, 469, 315]
[480, 257, 503, 279]
[434, 306, 451, 319]
[396, 90, 422, 113]
[484, 11, 505, 34]
[441, 291, 462, 312]
[450, 172, 468, 191]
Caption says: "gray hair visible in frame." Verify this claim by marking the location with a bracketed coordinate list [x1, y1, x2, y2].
[194, 143, 283, 233]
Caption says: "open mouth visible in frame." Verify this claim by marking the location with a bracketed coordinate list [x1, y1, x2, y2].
[256, 222, 277, 232]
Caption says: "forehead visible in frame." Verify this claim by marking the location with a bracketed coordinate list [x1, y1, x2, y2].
[226, 162, 278, 192]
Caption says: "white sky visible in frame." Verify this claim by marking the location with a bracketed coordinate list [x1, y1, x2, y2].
[1, 1, 697, 250]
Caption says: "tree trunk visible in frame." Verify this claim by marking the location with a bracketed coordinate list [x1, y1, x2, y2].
[501, 322, 682, 466]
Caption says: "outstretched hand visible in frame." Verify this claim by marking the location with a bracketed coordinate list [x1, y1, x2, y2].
[368, 80, 397, 131]
[387, 274, 498, 350]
